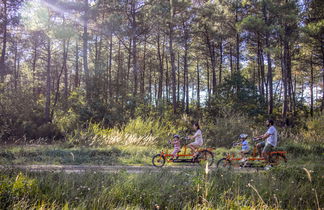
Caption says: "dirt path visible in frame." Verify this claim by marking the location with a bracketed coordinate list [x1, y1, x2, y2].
[0, 164, 256, 173]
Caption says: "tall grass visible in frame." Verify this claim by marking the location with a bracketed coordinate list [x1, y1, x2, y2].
[68, 117, 186, 146]
[0, 166, 323, 209]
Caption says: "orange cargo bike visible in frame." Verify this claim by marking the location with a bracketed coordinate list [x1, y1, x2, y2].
[152, 137, 214, 167]
[217, 138, 287, 169]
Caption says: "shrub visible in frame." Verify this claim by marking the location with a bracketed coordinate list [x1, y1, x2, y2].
[302, 115, 324, 143]
[203, 113, 261, 147]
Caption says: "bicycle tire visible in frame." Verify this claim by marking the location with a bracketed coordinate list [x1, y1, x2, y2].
[152, 154, 166, 167]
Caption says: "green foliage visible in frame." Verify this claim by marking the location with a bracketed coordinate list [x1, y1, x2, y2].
[206, 73, 266, 119]
[302, 115, 324, 143]
[0, 172, 39, 209]
[203, 113, 261, 147]
[0, 90, 62, 142]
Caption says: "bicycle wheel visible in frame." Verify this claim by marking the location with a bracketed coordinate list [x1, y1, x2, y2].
[216, 158, 232, 169]
[269, 153, 287, 166]
[152, 154, 166, 167]
[197, 150, 214, 167]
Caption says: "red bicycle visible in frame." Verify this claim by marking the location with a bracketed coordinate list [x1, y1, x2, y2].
[217, 138, 287, 169]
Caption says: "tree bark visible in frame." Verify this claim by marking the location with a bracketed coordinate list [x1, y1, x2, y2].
[131, 0, 138, 97]
[204, 25, 216, 94]
[197, 60, 200, 108]
[32, 40, 38, 96]
[263, 3, 273, 114]
[310, 53, 314, 117]
[63, 39, 70, 108]
[183, 30, 189, 111]
[45, 38, 52, 123]
[83, 0, 90, 99]
[108, 33, 113, 98]
[75, 39, 79, 89]
[206, 56, 210, 101]
[235, 9, 240, 72]
[141, 35, 147, 99]
[177, 51, 180, 103]
[266, 35, 273, 115]
[219, 39, 223, 85]
[157, 31, 164, 100]
[0, 0, 8, 80]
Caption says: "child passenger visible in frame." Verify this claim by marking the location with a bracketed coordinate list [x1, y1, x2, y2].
[170, 134, 181, 159]
[239, 134, 250, 162]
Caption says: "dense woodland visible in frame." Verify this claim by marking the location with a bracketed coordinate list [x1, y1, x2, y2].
[0, 0, 323, 141]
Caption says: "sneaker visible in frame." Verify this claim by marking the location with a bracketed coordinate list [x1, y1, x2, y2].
[264, 165, 272, 170]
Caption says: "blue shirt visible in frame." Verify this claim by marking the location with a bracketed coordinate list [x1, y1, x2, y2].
[242, 140, 249, 151]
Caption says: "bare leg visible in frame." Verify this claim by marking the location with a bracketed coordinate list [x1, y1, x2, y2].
[257, 144, 262, 157]
[189, 145, 196, 154]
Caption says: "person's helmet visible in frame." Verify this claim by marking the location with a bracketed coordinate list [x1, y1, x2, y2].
[239, 134, 248, 139]
[173, 134, 180, 139]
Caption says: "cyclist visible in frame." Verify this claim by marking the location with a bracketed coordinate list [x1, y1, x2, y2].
[256, 119, 278, 168]
[188, 122, 203, 158]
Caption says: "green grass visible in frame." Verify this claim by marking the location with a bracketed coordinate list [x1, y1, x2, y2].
[0, 143, 323, 167]
[0, 145, 159, 166]
[0, 166, 323, 209]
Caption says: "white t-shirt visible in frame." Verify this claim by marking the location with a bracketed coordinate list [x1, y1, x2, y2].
[265, 126, 277, 147]
[193, 129, 203, 146]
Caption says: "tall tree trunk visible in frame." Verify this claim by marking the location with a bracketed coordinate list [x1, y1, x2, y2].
[204, 25, 216, 94]
[235, 8, 240, 72]
[169, 26, 177, 113]
[108, 33, 113, 98]
[131, 0, 138, 97]
[141, 35, 147, 99]
[186, 57, 189, 113]
[45, 38, 52, 123]
[263, 0, 273, 115]
[75, 40, 79, 88]
[229, 44, 233, 75]
[282, 34, 292, 125]
[310, 53, 314, 117]
[197, 60, 200, 108]
[63, 39, 70, 109]
[83, 0, 89, 99]
[157, 31, 164, 100]
[183, 31, 189, 111]
[206, 56, 210, 102]
[219, 39, 223, 85]
[321, 44, 324, 112]
[32, 41, 38, 96]
[149, 58, 152, 103]
[116, 41, 121, 103]
[266, 37, 273, 115]
[0, 0, 8, 81]
[165, 55, 169, 102]
[127, 39, 132, 92]
[177, 51, 180, 103]
[169, 0, 177, 113]
[13, 41, 18, 91]
[257, 38, 265, 100]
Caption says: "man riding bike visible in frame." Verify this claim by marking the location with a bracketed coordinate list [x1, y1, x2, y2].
[256, 119, 278, 169]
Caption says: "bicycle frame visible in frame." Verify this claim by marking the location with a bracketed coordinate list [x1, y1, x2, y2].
[224, 141, 287, 163]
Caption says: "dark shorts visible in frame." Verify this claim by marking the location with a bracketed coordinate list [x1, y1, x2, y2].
[258, 141, 274, 153]
[263, 143, 274, 153]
